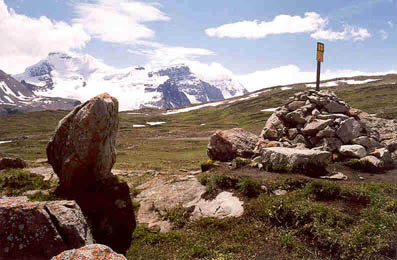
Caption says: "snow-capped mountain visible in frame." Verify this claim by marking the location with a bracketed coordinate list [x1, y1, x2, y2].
[0, 69, 80, 115]
[14, 52, 248, 111]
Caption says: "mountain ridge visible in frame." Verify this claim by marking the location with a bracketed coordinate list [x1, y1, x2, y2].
[14, 52, 248, 111]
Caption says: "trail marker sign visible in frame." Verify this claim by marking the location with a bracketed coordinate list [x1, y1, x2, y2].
[316, 42, 324, 62]
[316, 42, 324, 91]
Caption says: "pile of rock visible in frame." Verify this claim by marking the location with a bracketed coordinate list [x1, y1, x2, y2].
[254, 90, 395, 172]
[207, 90, 396, 174]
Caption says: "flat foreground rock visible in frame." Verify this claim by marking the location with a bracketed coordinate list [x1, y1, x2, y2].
[50, 244, 126, 260]
[261, 147, 332, 175]
[0, 197, 93, 259]
[191, 191, 244, 220]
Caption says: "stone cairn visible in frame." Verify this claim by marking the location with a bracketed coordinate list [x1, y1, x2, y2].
[256, 89, 393, 171]
[207, 89, 395, 174]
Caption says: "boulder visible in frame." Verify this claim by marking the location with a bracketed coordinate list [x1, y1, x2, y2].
[352, 136, 381, 150]
[358, 156, 385, 173]
[324, 101, 349, 113]
[336, 118, 362, 143]
[316, 137, 343, 152]
[371, 148, 394, 169]
[301, 119, 332, 136]
[50, 244, 126, 260]
[47, 93, 119, 192]
[0, 157, 27, 170]
[284, 110, 306, 124]
[316, 126, 335, 138]
[261, 113, 284, 140]
[287, 101, 306, 111]
[382, 139, 397, 153]
[46, 93, 135, 254]
[261, 147, 332, 175]
[191, 192, 244, 220]
[0, 197, 93, 259]
[339, 145, 367, 158]
[207, 128, 259, 162]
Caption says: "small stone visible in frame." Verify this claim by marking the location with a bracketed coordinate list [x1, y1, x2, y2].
[273, 189, 287, 196]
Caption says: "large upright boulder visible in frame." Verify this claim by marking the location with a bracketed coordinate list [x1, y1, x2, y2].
[47, 93, 119, 192]
[207, 128, 259, 162]
[0, 197, 93, 259]
[46, 93, 135, 254]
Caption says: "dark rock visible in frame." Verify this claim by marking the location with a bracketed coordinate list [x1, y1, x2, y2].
[336, 118, 362, 143]
[0, 157, 27, 170]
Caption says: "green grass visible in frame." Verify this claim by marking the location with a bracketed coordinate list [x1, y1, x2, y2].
[0, 168, 53, 196]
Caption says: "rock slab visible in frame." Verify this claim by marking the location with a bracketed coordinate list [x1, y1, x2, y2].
[191, 192, 244, 220]
[0, 157, 27, 170]
[261, 147, 332, 175]
[50, 244, 126, 260]
[0, 197, 93, 259]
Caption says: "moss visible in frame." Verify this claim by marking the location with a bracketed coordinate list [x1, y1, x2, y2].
[231, 157, 251, 169]
[201, 159, 215, 172]
[28, 191, 62, 202]
[0, 169, 53, 196]
[237, 177, 262, 197]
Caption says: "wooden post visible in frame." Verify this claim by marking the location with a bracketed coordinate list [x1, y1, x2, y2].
[316, 42, 324, 92]
[316, 60, 321, 91]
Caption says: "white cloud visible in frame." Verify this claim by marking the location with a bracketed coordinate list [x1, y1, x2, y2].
[237, 65, 396, 92]
[128, 46, 215, 67]
[205, 12, 327, 39]
[73, 0, 169, 44]
[205, 12, 371, 42]
[311, 26, 371, 41]
[379, 30, 388, 40]
[0, 0, 90, 74]
[388, 21, 393, 28]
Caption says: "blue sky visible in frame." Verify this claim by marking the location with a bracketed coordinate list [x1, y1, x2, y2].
[1, 0, 396, 90]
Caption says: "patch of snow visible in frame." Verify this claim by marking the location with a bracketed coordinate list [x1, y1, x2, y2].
[339, 79, 380, 85]
[0, 141, 12, 144]
[261, 107, 278, 112]
[306, 81, 339, 88]
[163, 101, 225, 115]
[4, 96, 14, 103]
[200, 123, 206, 126]
[281, 87, 292, 90]
[133, 124, 146, 128]
[147, 121, 166, 126]
[183, 91, 200, 104]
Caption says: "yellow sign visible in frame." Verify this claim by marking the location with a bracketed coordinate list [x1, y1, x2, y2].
[316, 42, 324, 62]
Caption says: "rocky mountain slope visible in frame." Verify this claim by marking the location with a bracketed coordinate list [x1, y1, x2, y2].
[14, 52, 247, 111]
[0, 69, 80, 115]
